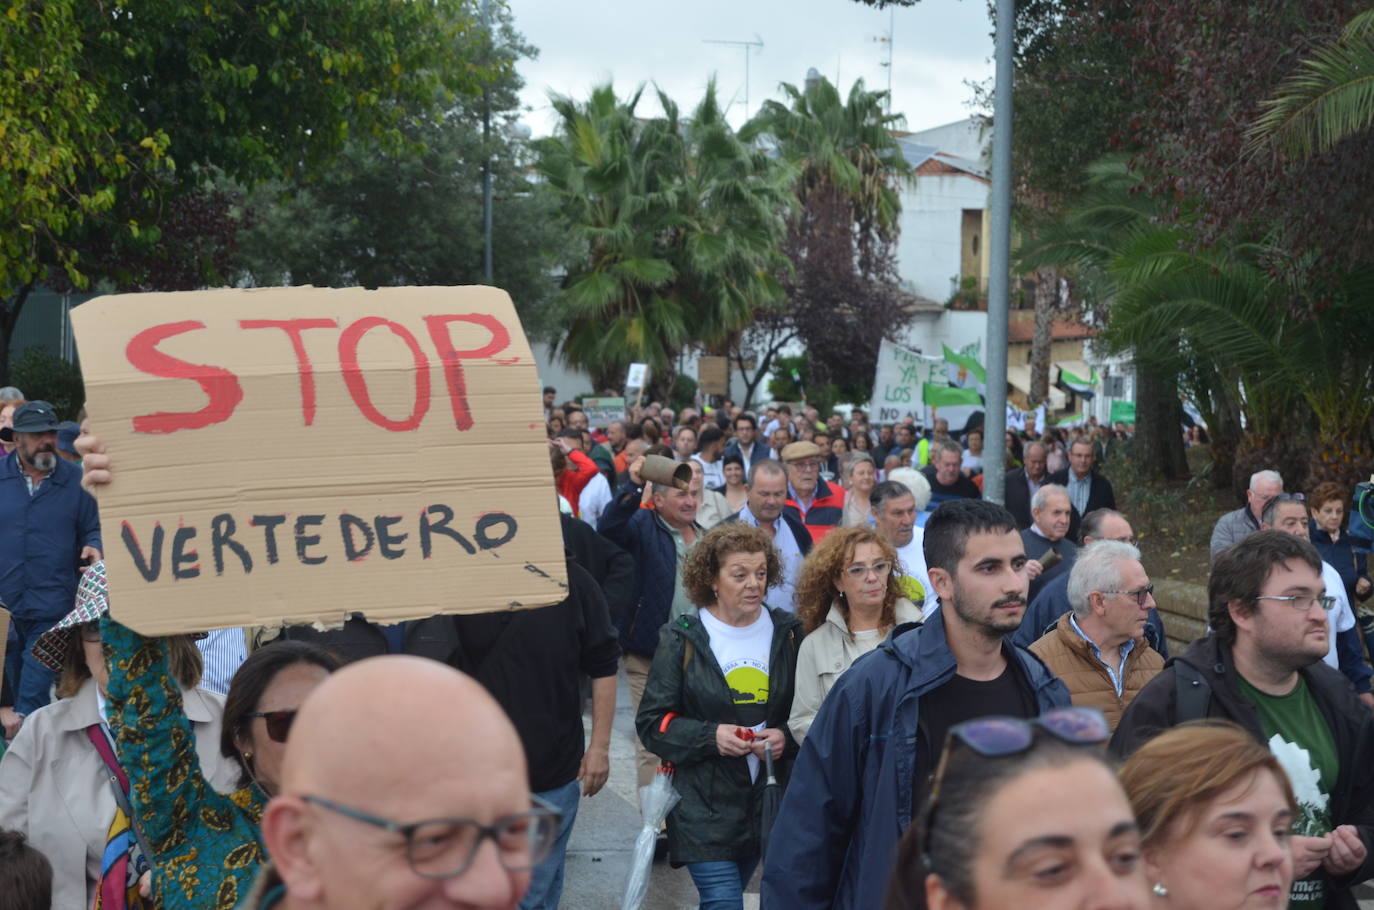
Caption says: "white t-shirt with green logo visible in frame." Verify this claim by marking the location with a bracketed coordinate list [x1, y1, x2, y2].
[699, 607, 773, 781]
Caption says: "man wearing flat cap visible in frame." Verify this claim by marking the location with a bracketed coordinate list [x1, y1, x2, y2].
[780, 441, 845, 543]
[0, 401, 101, 740]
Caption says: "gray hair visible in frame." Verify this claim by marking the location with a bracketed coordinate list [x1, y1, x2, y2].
[933, 438, 962, 460]
[1249, 469, 1283, 492]
[1067, 540, 1142, 617]
[842, 451, 875, 478]
[1031, 483, 1070, 513]
[1080, 508, 1125, 541]
[869, 479, 917, 512]
[885, 466, 933, 511]
[0, 387, 22, 403]
[748, 459, 786, 485]
[1261, 492, 1307, 527]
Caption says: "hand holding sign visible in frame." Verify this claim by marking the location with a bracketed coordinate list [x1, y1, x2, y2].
[73, 286, 566, 636]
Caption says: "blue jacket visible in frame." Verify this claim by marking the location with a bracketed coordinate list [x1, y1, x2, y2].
[0, 454, 101, 621]
[761, 608, 1070, 910]
[722, 440, 771, 470]
[597, 483, 679, 658]
[1013, 571, 1170, 660]
[1312, 519, 1369, 604]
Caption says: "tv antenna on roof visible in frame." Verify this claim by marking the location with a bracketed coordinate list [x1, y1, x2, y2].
[873, 6, 895, 113]
[703, 35, 764, 118]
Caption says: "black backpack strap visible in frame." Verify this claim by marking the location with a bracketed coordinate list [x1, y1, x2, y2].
[1173, 660, 1212, 722]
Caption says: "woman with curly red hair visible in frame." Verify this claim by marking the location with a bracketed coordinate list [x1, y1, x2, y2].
[788, 526, 923, 742]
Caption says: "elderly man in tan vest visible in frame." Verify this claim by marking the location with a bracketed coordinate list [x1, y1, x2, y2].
[1029, 540, 1164, 730]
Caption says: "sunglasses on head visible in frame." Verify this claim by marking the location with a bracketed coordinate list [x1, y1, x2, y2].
[921, 707, 1111, 863]
[245, 709, 298, 743]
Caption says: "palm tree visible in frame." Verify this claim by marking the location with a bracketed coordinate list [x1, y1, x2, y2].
[533, 82, 791, 392]
[743, 75, 909, 269]
[740, 75, 913, 393]
[1018, 159, 1374, 490]
[1246, 8, 1374, 158]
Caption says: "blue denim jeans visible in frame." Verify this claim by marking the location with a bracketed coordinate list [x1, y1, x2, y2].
[519, 779, 581, 910]
[686, 856, 760, 910]
[3, 617, 57, 722]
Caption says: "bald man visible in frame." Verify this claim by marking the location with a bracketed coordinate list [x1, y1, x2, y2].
[249, 656, 552, 909]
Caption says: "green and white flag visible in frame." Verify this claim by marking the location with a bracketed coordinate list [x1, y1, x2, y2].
[923, 382, 984, 435]
[942, 344, 987, 394]
[1057, 364, 1098, 400]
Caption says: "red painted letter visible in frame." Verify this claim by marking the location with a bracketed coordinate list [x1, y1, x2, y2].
[240, 319, 338, 426]
[126, 321, 244, 433]
[338, 317, 431, 432]
[422, 314, 511, 431]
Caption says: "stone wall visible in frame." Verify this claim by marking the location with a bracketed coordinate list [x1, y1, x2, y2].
[1153, 578, 1209, 655]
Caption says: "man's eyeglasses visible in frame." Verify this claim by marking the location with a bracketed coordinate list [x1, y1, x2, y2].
[302, 794, 561, 879]
[788, 460, 822, 472]
[245, 710, 298, 743]
[1102, 584, 1154, 606]
[1256, 593, 1336, 613]
[843, 561, 892, 580]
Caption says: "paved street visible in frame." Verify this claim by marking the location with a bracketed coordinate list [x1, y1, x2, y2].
[559, 677, 1374, 910]
[561, 673, 761, 909]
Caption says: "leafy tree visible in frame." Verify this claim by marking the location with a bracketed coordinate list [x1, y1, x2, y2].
[534, 81, 793, 392]
[1247, 8, 1374, 159]
[1071, 0, 1372, 276]
[1, 0, 496, 380]
[1019, 160, 1374, 491]
[741, 76, 915, 396]
[233, 13, 570, 340]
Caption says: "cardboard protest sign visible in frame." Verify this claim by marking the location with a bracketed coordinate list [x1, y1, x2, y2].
[697, 356, 728, 396]
[72, 286, 568, 636]
[581, 397, 626, 428]
[625, 363, 648, 389]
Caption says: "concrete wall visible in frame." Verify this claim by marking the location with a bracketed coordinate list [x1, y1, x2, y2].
[896, 173, 990, 303]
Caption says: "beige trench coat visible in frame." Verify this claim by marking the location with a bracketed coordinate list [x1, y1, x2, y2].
[0, 678, 240, 910]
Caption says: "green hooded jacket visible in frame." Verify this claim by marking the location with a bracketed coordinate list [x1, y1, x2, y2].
[635, 607, 802, 866]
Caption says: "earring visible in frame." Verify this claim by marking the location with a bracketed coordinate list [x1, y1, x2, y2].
[242, 751, 253, 762]
[1152, 883, 1168, 897]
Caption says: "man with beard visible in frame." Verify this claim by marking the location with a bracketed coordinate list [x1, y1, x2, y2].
[0, 401, 101, 738]
[761, 499, 1070, 910]
[1112, 531, 1374, 908]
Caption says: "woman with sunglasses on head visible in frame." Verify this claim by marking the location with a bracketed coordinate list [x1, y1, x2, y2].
[1118, 722, 1296, 908]
[884, 707, 1150, 910]
[100, 596, 340, 909]
[788, 526, 922, 743]
[0, 563, 240, 910]
[636, 522, 803, 910]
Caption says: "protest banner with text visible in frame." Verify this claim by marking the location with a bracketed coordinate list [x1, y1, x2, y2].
[73, 286, 568, 636]
[869, 339, 945, 424]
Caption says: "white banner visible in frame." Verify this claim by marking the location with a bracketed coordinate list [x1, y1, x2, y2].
[869, 340, 945, 425]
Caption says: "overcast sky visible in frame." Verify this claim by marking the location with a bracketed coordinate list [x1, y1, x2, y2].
[508, 0, 994, 138]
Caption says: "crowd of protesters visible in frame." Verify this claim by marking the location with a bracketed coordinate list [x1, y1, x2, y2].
[0, 381, 1371, 910]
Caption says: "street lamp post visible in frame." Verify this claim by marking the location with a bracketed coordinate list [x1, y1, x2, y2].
[983, 0, 1014, 505]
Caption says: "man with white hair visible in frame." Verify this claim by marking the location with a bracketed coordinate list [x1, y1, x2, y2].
[1021, 484, 1077, 602]
[1029, 541, 1165, 730]
[1210, 468, 1283, 559]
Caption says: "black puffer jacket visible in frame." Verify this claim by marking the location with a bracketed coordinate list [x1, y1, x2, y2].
[635, 607, 802, 866]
